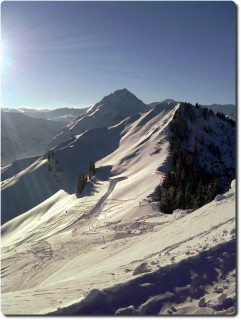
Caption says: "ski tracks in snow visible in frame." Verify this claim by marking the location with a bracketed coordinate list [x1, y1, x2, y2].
[88, 177, 126, 232]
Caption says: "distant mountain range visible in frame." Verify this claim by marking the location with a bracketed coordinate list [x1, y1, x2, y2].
[1, 111, 64, 166]
[201, 103, 236, 120]
[2, 107, 89, 123]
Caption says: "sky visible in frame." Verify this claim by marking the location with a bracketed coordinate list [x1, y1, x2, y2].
[1, 1, 236, 109]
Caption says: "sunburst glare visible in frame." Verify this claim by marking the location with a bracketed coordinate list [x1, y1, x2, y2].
[1, 41, 14, 78]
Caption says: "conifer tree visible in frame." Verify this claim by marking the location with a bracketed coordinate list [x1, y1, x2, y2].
[88, 161, 96, 179]
[76, 173, 87, 196]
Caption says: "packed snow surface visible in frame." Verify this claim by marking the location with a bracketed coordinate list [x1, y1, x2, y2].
[1, 181, 236, 315]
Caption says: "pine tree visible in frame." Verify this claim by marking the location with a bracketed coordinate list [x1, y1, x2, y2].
[76, 173, 87, 196]
[174, 188, 182, 208]
[88, 161, 96, 179]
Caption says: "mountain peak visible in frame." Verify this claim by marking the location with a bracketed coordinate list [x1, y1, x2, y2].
[49, 89, 148, 148]
[112, 88, 131, 95]
[160, 98, 176, 104]
[98, 88, 145, 108]
[106, 88, 138, 100]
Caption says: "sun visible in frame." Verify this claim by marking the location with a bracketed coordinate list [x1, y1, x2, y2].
[0, 41, 12, 75]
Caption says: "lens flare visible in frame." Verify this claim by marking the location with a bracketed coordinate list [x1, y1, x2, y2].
[1, 41, 15, 79]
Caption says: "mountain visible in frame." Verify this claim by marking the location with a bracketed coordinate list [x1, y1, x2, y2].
[1, 94, 236, 315]
[152, 103, 235, 213]
[2, 107, 89, 123]
[1, 111, 64, 166]
[201, 104, 236, 120]
[49, 89, 149, 148]
[1, 155, 40, 181]
[148, 101, 235, 119]
[1, 100, 235, 223]
[148, 99, 176, 108]
[1, 105, 164, 223]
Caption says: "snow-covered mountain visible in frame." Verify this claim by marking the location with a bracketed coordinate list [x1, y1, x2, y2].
[1, 92, 236, 315]
[148, 99, 177, 108]
[1, 101, 235, 224]
[1, 111, 64, 166]
[2, 107, 89, 123]
[1, 155, 40, 181]
[1, 104, 168, 223]
[49, 89, 149, 148]
[148, 100, 236, 119]
[154, 103, 235, 213]
[201, 104, 236, 119]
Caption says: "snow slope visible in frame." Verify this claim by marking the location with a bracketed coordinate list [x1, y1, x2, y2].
[1, 156, 62, 224]
[49, 89, 149, 148]
[1, 180, 236, 315]
[1, 156, 40, 181]
[1, 111, 64, 166]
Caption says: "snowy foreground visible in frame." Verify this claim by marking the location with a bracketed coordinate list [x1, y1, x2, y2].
[1, 180, 236, 315]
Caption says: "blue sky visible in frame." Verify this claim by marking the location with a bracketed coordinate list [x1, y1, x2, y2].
[1, 1, 236, 109]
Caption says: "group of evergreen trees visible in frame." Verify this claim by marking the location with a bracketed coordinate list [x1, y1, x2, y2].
[157, 149, 221, 213]
[154, 103, 234, 214]
[216, 112, 235, 127]
[76, 161, 96, 196]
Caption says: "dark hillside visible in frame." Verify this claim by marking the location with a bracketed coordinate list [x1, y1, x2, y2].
[154, 103, 235, 213]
